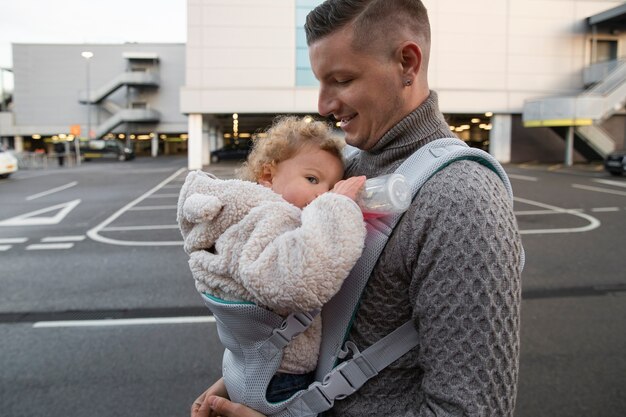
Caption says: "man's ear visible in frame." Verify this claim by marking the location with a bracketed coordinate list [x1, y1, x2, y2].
[398, 41, 422, 81]
[258, 164, 274, 188]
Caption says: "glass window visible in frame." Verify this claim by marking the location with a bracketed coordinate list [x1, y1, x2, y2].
[295, 0, 323, 86]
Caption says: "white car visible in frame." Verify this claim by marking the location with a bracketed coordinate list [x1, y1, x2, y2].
[0, 149, 18, 178]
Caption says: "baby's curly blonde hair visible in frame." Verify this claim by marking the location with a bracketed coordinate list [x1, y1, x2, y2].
[237, 115, 345, 182]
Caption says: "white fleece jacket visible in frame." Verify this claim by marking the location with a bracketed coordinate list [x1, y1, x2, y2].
[177, 170, 366, 373]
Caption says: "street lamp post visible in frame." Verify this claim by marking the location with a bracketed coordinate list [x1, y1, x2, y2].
[79, 51, 94, 166]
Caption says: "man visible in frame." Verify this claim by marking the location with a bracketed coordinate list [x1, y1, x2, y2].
[192, 1, 523, 416]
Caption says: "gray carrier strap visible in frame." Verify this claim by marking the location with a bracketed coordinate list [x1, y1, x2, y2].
[275, 138, 517, 417]
[282, 321, 418, 416]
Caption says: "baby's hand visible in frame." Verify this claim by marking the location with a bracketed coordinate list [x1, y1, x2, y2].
[331, 176, 366, 202]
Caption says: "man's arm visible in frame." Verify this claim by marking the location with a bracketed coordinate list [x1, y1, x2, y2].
[409, 162, 523, 415]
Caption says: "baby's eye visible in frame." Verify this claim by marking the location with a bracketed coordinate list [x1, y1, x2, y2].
[306, 176, 319, 184]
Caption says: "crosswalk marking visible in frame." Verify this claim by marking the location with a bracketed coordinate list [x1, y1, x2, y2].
[0, 245, 11, 251]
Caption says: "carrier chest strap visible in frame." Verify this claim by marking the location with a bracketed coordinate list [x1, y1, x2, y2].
[282, 320, 418, 416]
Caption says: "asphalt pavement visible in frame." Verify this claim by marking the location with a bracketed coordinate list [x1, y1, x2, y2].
[1, 156, 624, 417]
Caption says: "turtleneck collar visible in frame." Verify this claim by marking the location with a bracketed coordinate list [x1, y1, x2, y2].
[345, 91, 455, 178]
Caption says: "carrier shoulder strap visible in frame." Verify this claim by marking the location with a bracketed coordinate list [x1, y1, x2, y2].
[273, 138, 515, 417]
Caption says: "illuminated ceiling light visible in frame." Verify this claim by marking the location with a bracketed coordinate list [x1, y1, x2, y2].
[81, 51, 94, 60]
[137, 134, 151, 140]
[232, 113, 238, 120]
[485, 112, 493, 117]
[449, 125, 455, 131]
[460, 124, 470, 130]
[471, 118, 480, 123]
[180, 134, 189, 139]
[32, 134, 41, 139]
[455, 127, 464, 132]
[479, 124, 487, 129]
[149, 133, 155, 138]
[224, 133, 232, 138]
[239, 133, 251, 138]
[130, 134, 136, 139]
[484, 124, 492, 130]
[118, 134, 125, 139]
[159, 134, 167, 139]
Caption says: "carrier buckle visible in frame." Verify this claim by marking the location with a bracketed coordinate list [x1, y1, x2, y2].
[311, 361, 357, 406]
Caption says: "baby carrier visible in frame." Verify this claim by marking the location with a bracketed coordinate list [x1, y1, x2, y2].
[202, 137, 521, 417]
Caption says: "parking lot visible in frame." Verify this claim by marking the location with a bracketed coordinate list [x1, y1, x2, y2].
[0, 156, 625, 416]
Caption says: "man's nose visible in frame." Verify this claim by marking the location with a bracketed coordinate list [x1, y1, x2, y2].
[317, 86, 337, 117]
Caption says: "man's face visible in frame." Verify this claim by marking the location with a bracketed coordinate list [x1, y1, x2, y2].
[309, 27, 405, 151]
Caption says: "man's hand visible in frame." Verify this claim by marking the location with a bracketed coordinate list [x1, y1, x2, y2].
[205, 396, 267, 417]
[191, 378, 229, 417]
[332, 175, 366, 202]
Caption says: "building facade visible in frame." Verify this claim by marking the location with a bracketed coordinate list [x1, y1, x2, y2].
[0, 43, 187, 157]
[181, 0, 625, 169]
[1, 1, 623, 166]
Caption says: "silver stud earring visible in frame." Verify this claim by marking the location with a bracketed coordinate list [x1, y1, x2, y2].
[404, 79, 412, 87]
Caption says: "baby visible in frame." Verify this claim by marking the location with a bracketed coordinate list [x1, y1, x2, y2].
[177, 116, 366, 407]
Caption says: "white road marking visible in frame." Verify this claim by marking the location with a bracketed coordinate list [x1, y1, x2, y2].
[26, 181, 78, 201]
[145, 194, 180, 198]
[102, 225, 178, 231]
[0, 245, 11, 251]
[0, 237, 28, 244]
[33, 316, 216, 328]
[87, 168, 186, 246]
[508, 174, 538, 181]
[41, 235, 86, 242]
[590, 207, 620, 212]
[127, 205, 177, 211]
[26, 243, 75, 250]
[514, 197, 601, 235]
[593, 179, 626, 188]
[572, 184, 626, 196]
[0, 199, 81, 226]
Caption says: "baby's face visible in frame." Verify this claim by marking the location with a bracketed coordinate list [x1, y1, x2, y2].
[264, 145, 343, 209]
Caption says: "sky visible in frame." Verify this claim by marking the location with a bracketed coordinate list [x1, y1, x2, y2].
[0, 0, 186, 69]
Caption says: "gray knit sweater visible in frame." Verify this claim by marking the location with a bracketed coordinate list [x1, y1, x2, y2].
[326, 92, 523, 417]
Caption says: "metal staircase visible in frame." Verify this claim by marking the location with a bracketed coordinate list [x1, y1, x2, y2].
[523, 59, 625, 159]
[78, 54, 161, 139]
[79, 71, 159, 104]
[95, 108, 160, 139]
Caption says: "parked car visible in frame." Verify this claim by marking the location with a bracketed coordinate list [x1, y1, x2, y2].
[0, 149, 18, 178]
[210, 141, 252, 163]
[604, 149, 626, 176]
[80, 140, 135, 161]
[80, 139, 135, 161]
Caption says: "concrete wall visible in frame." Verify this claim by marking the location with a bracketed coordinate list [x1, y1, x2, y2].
[181, 0, 319, 114]
[181, 0, 624, 116]
[12, 43, 186, 136]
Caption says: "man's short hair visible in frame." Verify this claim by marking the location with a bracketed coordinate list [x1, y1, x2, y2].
[305, 0, 431, 55]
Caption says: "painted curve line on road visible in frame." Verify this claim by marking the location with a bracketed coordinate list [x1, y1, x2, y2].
[514, 196, 600, 235]
[86, 167, 186, 246]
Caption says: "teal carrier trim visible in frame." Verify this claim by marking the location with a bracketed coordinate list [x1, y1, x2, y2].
[202, 138, 522, 417]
